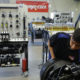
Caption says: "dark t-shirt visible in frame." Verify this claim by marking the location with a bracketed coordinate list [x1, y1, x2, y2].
[49, 32, 79, 61]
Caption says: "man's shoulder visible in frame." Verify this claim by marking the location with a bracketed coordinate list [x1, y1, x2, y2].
[50, 32, 70, 41]
[56, 32, 70, 39]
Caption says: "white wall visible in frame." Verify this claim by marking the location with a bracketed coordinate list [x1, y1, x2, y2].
[0, 0, 9, 3]
[51, 0, 80, 22]
[27, 13, 48, 22]
[9, 0, 49, 23]
[0, 0, 80, 23]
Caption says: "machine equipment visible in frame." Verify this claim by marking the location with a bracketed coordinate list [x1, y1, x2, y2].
[0, 4, 28, 72]
[40, 59, 80, 80]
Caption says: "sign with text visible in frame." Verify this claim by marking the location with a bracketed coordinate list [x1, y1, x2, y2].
[16, 0, 48, 12]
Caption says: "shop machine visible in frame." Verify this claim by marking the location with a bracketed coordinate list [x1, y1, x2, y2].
[0, 4, 28, 72]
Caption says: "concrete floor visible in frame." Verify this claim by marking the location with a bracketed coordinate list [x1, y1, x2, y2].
[0, 39, 43, 80]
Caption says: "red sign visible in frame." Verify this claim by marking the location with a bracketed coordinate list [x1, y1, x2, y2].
[16, 0, 48, 12]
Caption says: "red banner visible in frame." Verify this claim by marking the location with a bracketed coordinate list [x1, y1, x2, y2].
[16, 0, 48, 12]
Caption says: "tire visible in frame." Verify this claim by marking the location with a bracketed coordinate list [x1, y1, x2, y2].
[40, 59, 71, 80]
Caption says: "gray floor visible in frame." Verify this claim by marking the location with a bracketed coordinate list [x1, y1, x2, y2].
[0, 39, 43, 80]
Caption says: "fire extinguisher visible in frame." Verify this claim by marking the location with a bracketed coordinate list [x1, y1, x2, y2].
[22, 58, 27, 72]
[21, 52, 27, 73]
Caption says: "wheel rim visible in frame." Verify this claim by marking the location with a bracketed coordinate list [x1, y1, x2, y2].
[44, 67, 76, 80]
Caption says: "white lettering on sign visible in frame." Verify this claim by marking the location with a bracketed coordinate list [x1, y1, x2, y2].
[28, 5, 47, 10]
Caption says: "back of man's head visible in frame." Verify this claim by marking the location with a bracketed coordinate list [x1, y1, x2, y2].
[73, 28, 80, 43]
